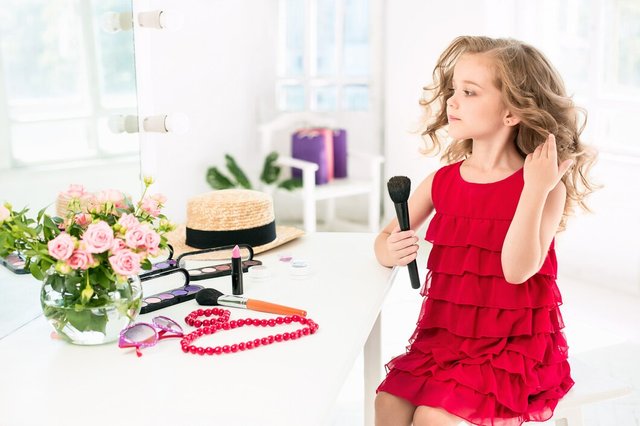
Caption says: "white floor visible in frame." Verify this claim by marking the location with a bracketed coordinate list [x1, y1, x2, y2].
[328, 266, 640, 426]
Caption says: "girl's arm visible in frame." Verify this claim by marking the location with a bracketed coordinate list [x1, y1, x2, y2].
[501, 134, 573, 284]
[374, 171, 436, 267]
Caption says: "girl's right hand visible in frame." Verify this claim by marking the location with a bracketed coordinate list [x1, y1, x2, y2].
[386, 226, 419, 266]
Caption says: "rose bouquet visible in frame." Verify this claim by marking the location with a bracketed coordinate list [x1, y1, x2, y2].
[0, 178, 175, 343]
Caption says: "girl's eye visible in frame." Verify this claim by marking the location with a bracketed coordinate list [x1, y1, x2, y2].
[463, 90, 474, 96]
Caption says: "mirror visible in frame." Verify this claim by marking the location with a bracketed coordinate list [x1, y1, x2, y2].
[0, 0, 140, 211]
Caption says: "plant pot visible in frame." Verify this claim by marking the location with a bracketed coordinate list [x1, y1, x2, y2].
[40, 274, 142, 345]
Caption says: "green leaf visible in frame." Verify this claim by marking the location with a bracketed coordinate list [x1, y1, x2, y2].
[278, 178, 303, 191]
[29, 263, 44, 280]
[206, 167, 235, 190]
[64, 276, 83, 294]
[94, 268, 115, 290]
[260, 151, 281, 185]
[141, 258, 152, 271]
[37, 207, 47, 222]
[225, 154, 252, 189]
[48, 273, 65, 293]
[66, 309, 108, 334]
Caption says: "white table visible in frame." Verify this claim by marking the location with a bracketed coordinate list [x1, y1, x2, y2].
[0, 232, 395, 426]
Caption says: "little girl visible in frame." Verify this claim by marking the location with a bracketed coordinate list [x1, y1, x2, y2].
[374, 36, 598, 426]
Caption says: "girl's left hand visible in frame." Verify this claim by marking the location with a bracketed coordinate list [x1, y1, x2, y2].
[523, 133, 573, 194]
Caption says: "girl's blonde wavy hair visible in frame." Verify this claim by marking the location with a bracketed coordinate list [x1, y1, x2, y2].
[420, 36, 598, 230]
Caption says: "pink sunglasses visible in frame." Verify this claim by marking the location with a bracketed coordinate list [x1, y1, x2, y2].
[119, 316, 184, 357]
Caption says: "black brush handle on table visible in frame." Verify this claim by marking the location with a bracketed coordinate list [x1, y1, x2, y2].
[387, 176, 421, 289]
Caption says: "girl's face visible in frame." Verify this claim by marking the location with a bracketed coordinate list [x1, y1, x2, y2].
[446, 54, 509, 141]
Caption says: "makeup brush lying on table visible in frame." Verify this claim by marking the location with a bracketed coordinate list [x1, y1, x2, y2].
[196, 288, 307, 317]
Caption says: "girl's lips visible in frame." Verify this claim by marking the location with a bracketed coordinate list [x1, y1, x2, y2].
[448, 115, 460, 121]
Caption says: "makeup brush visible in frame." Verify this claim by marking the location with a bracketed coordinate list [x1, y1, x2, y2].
[196, 288, 307, 317]
[387, 176, 421, 289]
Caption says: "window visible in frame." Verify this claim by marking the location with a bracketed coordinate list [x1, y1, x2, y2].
[0, 0, 138, 168]
[277, 0, 371, 112]
[519, 0, 640, 155]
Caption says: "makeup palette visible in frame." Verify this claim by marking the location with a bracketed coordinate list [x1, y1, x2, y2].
[176, 244, 262, 281]
[140, 284, 204, 314]
[186, 259, 262, 281]
[144, 259, 178, 274]
[0, 252, 28, 275]
[139, 268, 203, 314]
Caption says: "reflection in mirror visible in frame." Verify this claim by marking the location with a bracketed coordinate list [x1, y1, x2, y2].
[0, 0, 140, 210]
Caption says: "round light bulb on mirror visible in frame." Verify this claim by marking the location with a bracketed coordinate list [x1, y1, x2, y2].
[108, 114, 139, 134]
[137, 10, 184, 30]
[100, 11, 133, 33]
[142, 114, 189, 134]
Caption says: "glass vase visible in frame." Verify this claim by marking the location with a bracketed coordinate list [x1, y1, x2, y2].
[40, 274, 142, 345]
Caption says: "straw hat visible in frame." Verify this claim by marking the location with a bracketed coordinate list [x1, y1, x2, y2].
[167, 189, 304, 258]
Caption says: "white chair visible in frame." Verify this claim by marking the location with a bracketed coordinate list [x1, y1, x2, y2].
[534, 358, 633, 426]
[259, 112, 384, 233]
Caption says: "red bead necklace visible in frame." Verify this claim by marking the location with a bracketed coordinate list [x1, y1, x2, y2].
[181, 307, 319, 356]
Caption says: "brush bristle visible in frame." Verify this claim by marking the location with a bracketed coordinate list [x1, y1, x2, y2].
[387, 176, 411, 203]
[195, 288, 223, 305]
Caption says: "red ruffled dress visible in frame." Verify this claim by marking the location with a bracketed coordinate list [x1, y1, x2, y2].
[377, 161, 574, 426]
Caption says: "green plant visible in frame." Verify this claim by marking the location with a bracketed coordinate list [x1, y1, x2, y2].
[206, 152, 302, 191]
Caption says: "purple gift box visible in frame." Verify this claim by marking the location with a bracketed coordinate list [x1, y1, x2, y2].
[332, 129, 347, 178]
[291, 128, 348, 185]
[291, 129, 331, 185]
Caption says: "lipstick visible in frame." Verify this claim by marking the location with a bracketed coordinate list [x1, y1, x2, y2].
[231, 244, 243, 295]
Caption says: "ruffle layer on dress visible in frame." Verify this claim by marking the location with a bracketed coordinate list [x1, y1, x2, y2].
[384, 347, 572, 413]
[407, 328, 569, 365]
[426, 273, 562, 309]
[427, 245, 557, 278]
[426, 213, 556, 254]
[414, 298, 565, 338]
[379, 367, 573, 426]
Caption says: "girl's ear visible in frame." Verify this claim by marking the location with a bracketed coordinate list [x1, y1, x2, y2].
[503, 112, 521, 127]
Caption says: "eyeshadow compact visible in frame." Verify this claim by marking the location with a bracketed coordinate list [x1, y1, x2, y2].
[176, 244, 262, 281]
[0, 252, 28, 275]
[139, 268, 203, 314]
[144, 245, 177, 273]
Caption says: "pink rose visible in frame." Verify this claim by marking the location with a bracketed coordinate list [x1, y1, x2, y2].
[144, 230, 161, 255]
[82, 221, 114, 253]
[109, 249, 141, 276]
[117, 213, 140, 230]
[62, 184, 86, 199]
[66, 249, 94, 270]
[47, 233, 76, 261]
[125, 225, 147, 248]
[95, 189, 124, 204]
[140, 193, 166, 217]
[0, 205, 10, 223]
[74, 213, 92, 227]
[111, 238, 127, 254]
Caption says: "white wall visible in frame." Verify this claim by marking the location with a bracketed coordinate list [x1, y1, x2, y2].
[382, 0, 492, 224]
[134, 0, 278, 223]
[130, 0, 639, 295]
[0, 159, 140, 215]
[382, 0, 640, 295]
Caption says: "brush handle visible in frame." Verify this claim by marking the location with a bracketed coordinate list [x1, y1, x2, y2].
[246, 299, 307, 317]
[393, 202, 421, 289]
[406, 260, 421, 289]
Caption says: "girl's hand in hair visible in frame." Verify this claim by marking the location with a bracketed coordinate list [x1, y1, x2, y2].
[523, 133, 573, 194]
[386, 226, 419, 266]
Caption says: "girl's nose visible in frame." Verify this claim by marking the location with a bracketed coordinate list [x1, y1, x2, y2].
[446, 95, 457, 109]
